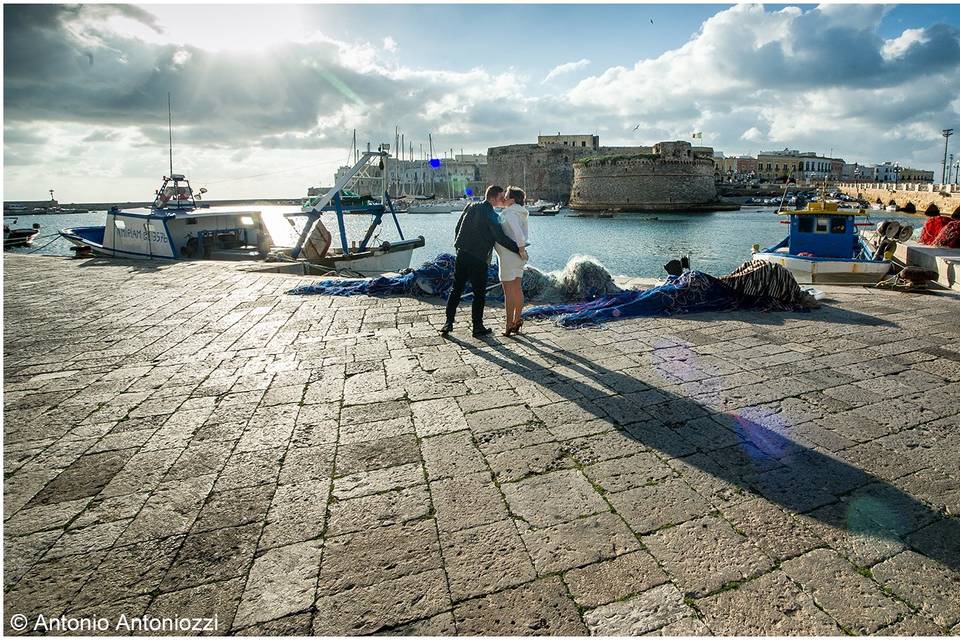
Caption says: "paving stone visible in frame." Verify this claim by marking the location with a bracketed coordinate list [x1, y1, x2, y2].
[375, 611, 457, 635]
[340, 415, 415, 444]
[877, 613, 950, 636]
[3, 550, 108, 622]
[780, 548, 907, 633]
[42, 519, 129, 560]
[520, 511, 639, 574]
[583, 583, 690, 635]
[453, 576, 587, 635]
[313, 568, 450, 635]
[872, 550, 960, 628]
[73, 535, 186, 608]
[474, 422, 555, 455]
[4, 529, 63, 588]
[117, 474, 216, 544]
[410, 397, 468, 437]
[213, 448, 284, 491]
[431, 471, 509, 533]
[27, 449, 137, 507]
[146, 577, 244, 636]
[795, 500, 906, 567]
[233, 612, 313, 635]
[420, 430, 486, 481]
[161, 523, 261, 592]
[697, 570, 843, 635]
[721, 497, 823, 561]
[232, 539, 323, 628]
[333, 462, 424, 500]
[643, 515, 773, 597]
[70, 492, 150, 530]
[465, 404, 537, 433]
[607, 477, 712, 534]
[260, 479, 329, 548]
[486, 441, 573, 483]
[327, 484, 432, 536]
[335, 435, 420, 478]
[644, 616, 713, 636]
[441, 518, 535, 601]
[582, 451, 674, 493]
[501, 469, 608, 528]
[319, 519, 442, 595]
[3, 496, 92, 536]
[564, 550, 668, 609]
[192, 484, 274, 532]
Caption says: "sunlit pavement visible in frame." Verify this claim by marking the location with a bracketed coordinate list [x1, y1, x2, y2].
[4, 253, 960, 636]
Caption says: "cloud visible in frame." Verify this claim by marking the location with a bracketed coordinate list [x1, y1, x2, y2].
[542, 59, 591, 83]
[3, 3, 959, 201]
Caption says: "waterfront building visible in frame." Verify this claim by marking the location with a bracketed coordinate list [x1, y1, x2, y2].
[537, 134, 600, 150]
[327, 154, 488, 199]
[757, 149, 843, 182]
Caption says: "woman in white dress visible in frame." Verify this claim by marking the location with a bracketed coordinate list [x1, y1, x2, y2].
[495, 186, 529, 336]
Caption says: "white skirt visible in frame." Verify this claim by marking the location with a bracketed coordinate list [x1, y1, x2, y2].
[495, 243, 527, 281]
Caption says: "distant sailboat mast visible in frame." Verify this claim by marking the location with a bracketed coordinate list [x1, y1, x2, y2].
[168, 92, 174, 177]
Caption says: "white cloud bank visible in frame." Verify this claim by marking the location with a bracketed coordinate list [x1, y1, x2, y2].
[4, 3, 959, 200]
[542, 59, 591, 84]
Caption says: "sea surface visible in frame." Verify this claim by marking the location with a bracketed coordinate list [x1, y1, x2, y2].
[5, 206, 923, 278]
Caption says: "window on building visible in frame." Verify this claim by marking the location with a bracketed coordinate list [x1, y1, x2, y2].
[581, 141, 586, 147]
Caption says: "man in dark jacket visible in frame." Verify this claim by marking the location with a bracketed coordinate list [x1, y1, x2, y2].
[441, 185, 527, 337]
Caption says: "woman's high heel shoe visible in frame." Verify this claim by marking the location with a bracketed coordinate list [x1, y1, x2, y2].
[504, 320, 523, 336]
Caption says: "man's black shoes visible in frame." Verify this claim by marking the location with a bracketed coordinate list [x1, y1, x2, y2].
[472, 326, 493, 338]
[439, 322, 453, 336]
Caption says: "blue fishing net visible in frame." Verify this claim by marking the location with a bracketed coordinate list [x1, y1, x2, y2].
[523, 271, 748, 327]
[287, 253, 502, 300]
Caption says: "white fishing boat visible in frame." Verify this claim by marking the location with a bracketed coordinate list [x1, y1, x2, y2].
[407, 199, 468, 214]
[60, 174, 270, 260]
[525, 199, 555, 213]
[752, 189, 892, 284]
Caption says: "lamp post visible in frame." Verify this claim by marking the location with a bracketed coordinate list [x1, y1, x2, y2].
[943, 129, 954, 185]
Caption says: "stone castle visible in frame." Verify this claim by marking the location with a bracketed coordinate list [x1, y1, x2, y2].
[570, 141, 725, 212]
[487, 136, 726, 210]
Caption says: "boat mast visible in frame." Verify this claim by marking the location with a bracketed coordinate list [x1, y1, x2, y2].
[428, 133, 435, 196]
[167, 92, 173, 177]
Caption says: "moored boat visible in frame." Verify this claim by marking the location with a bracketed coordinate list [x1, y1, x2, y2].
[752, 190, 891, 284]
[60, 174, 270, 260]
[4, 219, 41, 248]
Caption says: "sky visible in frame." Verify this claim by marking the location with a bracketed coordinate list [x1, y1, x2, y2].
[4, 2, 960, 202]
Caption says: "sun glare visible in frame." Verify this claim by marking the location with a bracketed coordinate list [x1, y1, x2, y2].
[127, 5, 311, 53]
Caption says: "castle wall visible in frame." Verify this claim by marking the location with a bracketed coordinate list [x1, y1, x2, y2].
[570, 151, 718, 211]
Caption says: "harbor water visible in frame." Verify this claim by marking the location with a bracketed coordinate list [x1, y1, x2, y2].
[6, 207, 923, 278]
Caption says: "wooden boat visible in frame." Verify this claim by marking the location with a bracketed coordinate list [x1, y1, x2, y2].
[752, 188, 891, 284]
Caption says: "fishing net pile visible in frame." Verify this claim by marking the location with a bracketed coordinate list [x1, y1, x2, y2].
[521, 255, 623, 303]
[523, 260, 818, 327]
[288, 253, 620, 302]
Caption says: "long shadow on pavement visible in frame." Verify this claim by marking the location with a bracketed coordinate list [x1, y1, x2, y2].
[450, 331, 959, 572]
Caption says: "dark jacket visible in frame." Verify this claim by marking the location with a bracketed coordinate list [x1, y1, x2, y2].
[453, 201, 521, 261]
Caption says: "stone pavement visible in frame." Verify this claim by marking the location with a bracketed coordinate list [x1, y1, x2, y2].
[3, 253, 960, 636]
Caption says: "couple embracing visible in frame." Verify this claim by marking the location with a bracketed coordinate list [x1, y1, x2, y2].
[440, 185, 529, 338]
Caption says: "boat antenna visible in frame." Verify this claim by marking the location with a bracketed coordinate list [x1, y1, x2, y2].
[167, 92, 174, 177]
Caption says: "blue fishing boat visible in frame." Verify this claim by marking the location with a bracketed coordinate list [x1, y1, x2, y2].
[752, 188, 892, 284]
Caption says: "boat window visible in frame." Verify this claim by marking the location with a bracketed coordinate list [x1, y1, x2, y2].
[797, 217, 814, 233]
[830, 218, 847, 234]
[114, 219, 125, 230]
[815, 217, 829, 233]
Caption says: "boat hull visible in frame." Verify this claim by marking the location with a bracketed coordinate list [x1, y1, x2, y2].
[313, 237, 425, 276]
[753, 252, 891, 284]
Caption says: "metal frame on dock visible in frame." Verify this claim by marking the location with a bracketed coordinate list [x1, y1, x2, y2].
[291, 148, 404, 259]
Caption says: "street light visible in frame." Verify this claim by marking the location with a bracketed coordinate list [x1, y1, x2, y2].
[944, 129, 954, 185]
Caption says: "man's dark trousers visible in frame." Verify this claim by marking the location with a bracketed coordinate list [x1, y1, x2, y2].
[445, 251, 488, 327]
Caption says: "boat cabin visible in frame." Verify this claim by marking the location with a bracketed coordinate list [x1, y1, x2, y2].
[784, 211, 859, 258]
[153, 174, 204, 211]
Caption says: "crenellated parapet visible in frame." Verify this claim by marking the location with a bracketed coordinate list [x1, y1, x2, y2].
[836, 183, 960, 216]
